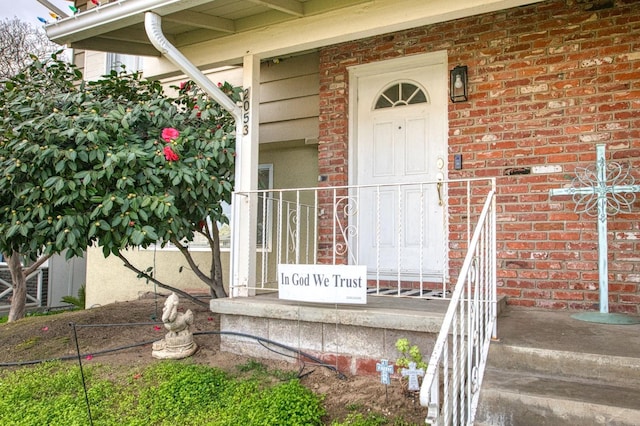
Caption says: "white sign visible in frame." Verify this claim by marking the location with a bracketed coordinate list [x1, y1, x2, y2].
[278, 264, 367, 304]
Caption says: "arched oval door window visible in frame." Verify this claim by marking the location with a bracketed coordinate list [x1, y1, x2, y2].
[374, 81, 429, 110]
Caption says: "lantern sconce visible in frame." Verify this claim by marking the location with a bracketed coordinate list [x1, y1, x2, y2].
[450, 65, 468, 103]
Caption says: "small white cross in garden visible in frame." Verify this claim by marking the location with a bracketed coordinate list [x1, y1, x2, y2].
[376, 359, 394, 385]
[550, 144, 640, 324]
[401, 362, 425, 391]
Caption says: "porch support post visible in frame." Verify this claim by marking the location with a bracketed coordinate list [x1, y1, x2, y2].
[230, 54, 260, 297]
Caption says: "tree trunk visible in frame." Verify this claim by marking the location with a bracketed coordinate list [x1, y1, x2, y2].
[210, 221, 227, 298]
[7, 251, 27, 322]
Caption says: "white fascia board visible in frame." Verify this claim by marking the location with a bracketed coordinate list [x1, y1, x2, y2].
[144, 0, 544, 78]
[45, 0, 214, 45]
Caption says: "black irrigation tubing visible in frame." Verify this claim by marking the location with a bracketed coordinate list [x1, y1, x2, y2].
[0, 327, 348, 380]
[0, 339, 160, 367]
[72, 321, 161, 328]
[202, 331, 348, 380]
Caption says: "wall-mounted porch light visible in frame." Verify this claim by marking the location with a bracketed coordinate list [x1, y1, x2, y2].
[450, 65, 468, 103]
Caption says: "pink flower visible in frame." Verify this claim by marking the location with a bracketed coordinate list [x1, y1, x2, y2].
[41, 326, 49, 332]
[85, 354, 93, 361]
[154, 325, 162, 331]
[163, 145, 179, 162]
[179, 81, 189, 91]
[161, 127, 180, 142]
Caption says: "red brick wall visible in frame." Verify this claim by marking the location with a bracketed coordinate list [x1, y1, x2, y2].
[318, 0, 640, 313]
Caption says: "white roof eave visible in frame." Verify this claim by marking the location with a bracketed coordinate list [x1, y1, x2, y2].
[44, 0, 214, 45]
[46, 0, 547, 77]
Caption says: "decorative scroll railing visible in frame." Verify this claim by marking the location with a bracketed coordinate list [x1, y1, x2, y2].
[419, 185, 497, 425]
[232, 178, 495, 300]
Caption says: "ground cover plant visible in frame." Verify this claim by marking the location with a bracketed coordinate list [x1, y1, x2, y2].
[0, 360, 418, 425]
[0, 361, 325, 425]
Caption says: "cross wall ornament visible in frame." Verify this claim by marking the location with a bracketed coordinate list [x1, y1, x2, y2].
[550, 144, 640, 324]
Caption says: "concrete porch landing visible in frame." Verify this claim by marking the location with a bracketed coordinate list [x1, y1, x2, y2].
[495, 308, 640, 357]
[211, 292, 452, 331]
[477, 308, 640, 425]
[210, 293, 474, 375]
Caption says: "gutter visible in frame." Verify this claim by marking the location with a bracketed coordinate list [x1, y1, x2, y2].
[144, 12, 241, 120]
[45, 0, 213, 45]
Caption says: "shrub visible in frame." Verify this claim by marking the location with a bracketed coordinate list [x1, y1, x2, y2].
[394, 338, 427, 370]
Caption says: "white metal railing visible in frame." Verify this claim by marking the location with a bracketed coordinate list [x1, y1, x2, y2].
[232, 178, 495, 300]
[0, 266, 45, 311]
[419, 184, 497, 425]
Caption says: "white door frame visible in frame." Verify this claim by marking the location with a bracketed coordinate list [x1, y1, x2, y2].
[347, 51, 449, 281]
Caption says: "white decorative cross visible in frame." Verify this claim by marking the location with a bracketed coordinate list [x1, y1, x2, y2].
[401, 362, 425, 391]
[550, 144, 640, 314]
[376, 359, 394, 385]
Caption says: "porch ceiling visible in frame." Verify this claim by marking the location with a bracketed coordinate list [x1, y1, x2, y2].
[46, 0, 543, 76]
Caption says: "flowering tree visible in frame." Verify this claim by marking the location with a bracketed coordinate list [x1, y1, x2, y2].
[0, 54, 239, 321]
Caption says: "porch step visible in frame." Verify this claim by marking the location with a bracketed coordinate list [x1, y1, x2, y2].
[477, 360, 640, 425]
[485, 344, 640, 388]
[476, 309, 640, 426]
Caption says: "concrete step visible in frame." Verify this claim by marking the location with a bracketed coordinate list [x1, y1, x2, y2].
[486, 343, 640, 388]
[476, 309, 640, 426]
[476, 367, 640, 426]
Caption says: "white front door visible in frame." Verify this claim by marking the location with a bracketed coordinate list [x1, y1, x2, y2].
[351, 54, 447, 282]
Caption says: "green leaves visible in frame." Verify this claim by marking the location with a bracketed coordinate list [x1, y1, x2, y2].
[395, 337, 427, 370]
[0, 55, 239, 270]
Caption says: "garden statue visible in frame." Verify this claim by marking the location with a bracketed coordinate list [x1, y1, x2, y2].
[152, 292, 197, 359]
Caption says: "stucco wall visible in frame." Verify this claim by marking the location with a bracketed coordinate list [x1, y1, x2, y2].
[85, 246, 229, 307]
[256, 141, 320, 287]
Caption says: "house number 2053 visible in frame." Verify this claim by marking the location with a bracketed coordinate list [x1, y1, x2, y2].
[242, 87, 250, 136]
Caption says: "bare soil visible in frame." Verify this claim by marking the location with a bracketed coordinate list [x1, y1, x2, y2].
[0, 297, 425, 425]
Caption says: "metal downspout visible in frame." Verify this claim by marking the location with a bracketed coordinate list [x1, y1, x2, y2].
[145, 12, 246, 298]
[144, 12, 241, 120]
